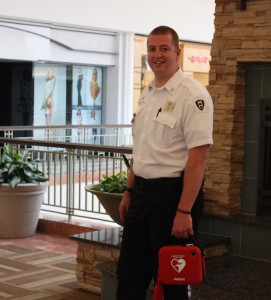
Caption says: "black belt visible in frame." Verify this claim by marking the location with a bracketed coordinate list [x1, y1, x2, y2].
[134, 171, 184, 190]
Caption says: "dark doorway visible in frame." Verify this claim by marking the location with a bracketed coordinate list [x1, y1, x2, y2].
[0, 62, 33, 137]
[243, 63, 271, 218]
[259, 98, 271, 214]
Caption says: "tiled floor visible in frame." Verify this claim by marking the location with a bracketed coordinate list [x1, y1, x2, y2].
[0, 232, 101, 299]
[1, 219, 271, 300]
[0, 232, 78, 257]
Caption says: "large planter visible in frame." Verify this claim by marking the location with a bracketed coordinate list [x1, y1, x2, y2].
[0, 182, 49, 238]
[85, 184, 123, 226]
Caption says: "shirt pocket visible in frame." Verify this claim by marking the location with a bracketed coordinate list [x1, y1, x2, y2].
[151, 113, 177, 146]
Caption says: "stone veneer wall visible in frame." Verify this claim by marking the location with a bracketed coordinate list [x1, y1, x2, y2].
[204, 0, 271, 216]
[76, 241, 120, 293]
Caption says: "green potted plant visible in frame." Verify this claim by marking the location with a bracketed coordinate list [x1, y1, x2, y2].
[85, 154, 130, 226]
[0, 144, 49, 238]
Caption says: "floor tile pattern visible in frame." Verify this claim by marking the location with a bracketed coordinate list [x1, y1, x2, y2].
[0, 243, 100, 299]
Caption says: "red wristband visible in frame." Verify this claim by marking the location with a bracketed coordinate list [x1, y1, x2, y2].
[177, 208, 191, 215]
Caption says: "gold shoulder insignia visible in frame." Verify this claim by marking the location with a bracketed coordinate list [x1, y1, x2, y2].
[195, 100, 205, 111]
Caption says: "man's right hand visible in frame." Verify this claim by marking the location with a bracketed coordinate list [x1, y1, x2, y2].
[119, 193, 131, 222]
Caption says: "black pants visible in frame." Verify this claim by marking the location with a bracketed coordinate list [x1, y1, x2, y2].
[116, 176, 204, 300]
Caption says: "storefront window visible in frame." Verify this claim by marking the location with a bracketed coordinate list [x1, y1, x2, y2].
[32, 63, 103, 143]
[71, 66, 102, 144]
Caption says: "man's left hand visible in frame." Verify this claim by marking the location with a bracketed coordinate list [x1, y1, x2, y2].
[171, 213, 194, 239]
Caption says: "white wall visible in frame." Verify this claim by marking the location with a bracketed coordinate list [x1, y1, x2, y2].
[0, 0, 215, 43]
[0, 0, 215, 126]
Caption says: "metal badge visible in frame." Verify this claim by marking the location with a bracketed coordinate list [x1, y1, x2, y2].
[164, 101, 176, 112]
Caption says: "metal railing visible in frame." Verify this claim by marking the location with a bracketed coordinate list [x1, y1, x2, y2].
[0, 125, 132, 224]
[1, 124, 132, 147]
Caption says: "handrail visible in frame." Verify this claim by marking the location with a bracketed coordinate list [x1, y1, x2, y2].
[0, 124, 131, 130]
[0, 137, 132, 154]
[0, 124, 133, 148]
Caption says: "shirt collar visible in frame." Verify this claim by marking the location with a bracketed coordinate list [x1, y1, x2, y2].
[148, 68, 184, 95]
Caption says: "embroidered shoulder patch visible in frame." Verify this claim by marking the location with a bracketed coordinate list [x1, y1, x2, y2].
[195, 100, 205, 111]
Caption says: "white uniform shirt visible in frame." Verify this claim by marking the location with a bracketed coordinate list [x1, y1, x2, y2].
[132, 68, 213, 179]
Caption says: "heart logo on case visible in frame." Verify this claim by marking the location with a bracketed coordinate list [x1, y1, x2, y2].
[171, 258, 186, 273]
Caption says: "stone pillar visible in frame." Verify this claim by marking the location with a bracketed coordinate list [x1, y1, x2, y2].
[205, 0, 271, 216]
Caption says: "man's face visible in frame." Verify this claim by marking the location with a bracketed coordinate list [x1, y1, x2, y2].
[147, 33, 180, 84]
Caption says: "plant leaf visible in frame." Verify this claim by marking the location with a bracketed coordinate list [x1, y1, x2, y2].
[0, 144, 48, 188]
[9, 176, 22, 188]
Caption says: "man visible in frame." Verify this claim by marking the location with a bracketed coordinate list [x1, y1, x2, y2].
[116, 25, 213, 300]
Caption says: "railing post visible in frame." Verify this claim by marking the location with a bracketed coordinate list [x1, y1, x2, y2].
[115, 128, 119, 147]
[66, 148, 75, 220]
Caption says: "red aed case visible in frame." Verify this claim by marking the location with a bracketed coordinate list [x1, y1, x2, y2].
[157, 244, 206, 286]
[153, 244, 206, 300]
